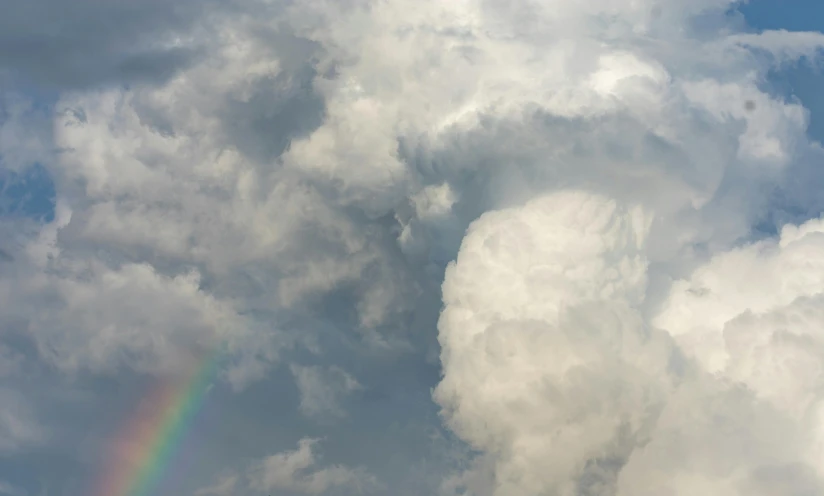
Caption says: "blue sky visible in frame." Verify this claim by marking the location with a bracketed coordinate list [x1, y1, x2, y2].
[2, 2, 824, 496]
[741, 0, 824, 32]
[742, 0, 824, 141]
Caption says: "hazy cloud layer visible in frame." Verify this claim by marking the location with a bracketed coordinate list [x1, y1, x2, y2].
[1, 0, 824, 495]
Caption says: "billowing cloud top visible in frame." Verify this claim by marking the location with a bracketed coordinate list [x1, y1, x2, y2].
[1, 0, 824, 495]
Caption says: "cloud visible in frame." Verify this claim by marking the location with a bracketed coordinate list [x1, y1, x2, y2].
[613, 381, 822, 496]
[194, 474, 238, 496]
[435, 192, 824, 495]
[435, 191, 675, 495]
[653, 215, 824, 454]
[5, 0, 818, 383]
[196, 438, 378, 495]
[0, 257, 250, 375]
[1, 0, 824, 495]
[0, 0, 240, 90]
[291, 364, 362, 418]
[654, 215, 824, 374]
[725, 30, 824, 66]
[0, 480, 24, 496]
[0, 15, 416, 383]
[0, 389, 44, 454]
[25, 13, 421, 377]
[248, 438, 376, 494]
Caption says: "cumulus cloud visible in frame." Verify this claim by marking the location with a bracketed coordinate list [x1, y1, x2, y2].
[654, 215, 824, 463]
[435, 193, 824, 495]
[4, 0, 819, 381]
[1, 0, 824, 494]
[435, 191, 675, 495]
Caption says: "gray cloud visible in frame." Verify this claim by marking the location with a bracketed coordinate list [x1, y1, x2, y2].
[0, 0, 233, 89]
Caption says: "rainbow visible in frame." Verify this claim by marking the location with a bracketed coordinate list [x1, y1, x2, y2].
[93, 350, 222, 496]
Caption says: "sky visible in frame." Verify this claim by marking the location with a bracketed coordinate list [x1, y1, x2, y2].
[1, 1, 824, 495]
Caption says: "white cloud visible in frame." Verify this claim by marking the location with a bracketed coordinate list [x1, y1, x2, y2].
[435, 191, 674, 495]
[247, 438, 377, 495]
[613, 380, 819, 496]
[725, 30, 824, 65]
[291, 364, 362, 418]
[194, 474, 238, 496]
[2, 0, 824, 494]
[0, 260, 245, 375]
[436, 193, 824, 495]
[6, 0, 817, 384]
[1, 15, 418, 380]
[197, 439, 379, 496]
[654, 215, 824, 377]
[653, 215, 824, 470]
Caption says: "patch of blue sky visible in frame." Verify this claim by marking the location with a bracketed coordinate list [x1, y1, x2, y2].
[0, 79, 59, 224]
[741, 0, 824, 141]
[729, 0, 824, 238]
[740, 0, 824, 32]
[0, 162, 55, 223]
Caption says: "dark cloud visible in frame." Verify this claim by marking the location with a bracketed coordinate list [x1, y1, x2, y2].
[219, 63, 326, 164]
[0, 0, 240, 89]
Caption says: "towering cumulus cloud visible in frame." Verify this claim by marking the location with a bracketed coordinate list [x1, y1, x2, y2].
[422, 1, 824, 495]
[2, 0, 824, 494]
[436, 191, 673, 495]
[437, 196, 824, 495]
